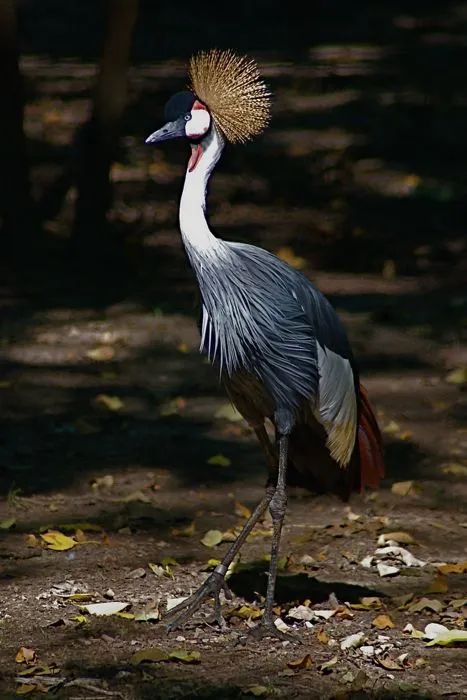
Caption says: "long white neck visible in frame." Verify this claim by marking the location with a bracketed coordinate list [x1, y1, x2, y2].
[179, 126, 225, 257]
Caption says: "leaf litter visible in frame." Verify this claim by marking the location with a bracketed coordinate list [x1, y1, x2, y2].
[131, 648, 200, 665]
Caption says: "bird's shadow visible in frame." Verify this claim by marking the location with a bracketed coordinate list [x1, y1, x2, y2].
[228, 563, 383, 605]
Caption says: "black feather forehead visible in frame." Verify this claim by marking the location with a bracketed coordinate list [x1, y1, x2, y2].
[188, 49, 271, 144]
[164, 91, 196, 122]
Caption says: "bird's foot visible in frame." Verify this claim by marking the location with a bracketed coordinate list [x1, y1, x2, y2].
[165, 570, 232, 632]
[241, 616, 303, 645]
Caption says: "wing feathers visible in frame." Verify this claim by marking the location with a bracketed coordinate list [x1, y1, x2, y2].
[313, 342, 357, 467]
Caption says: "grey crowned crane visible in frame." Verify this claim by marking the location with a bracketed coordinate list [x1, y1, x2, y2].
[146, 49, 385, 639]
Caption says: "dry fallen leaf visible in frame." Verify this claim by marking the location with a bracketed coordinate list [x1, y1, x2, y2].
[428, 574, 449, 594]
[424, 623, 449, 640]
[83, 602, 129, 616]
[376, 545, 426, 568]
[383, 420, 401, 434]
[16, 683, 41, 695]
[171, 521, 196, 537]
[25, 534, 39, 548]
[335, 605, 354, 620]
[200, 529, 224, 548]
[407, 598, 445, 614]
[317, 627, 329, 644]
[378, 531, 415, 545]
[372, 614, 395, 630]
[167, 649, 201, 664]
[287, 605, 315, 622]
[0, 518, 15, 530]
[391, 480, 419, 496]
[450, 597, 467, 609]
[86, 345, 115, 362]
[40, 530, 77, 551]
[131, 648, 170, 664]
[378, 656, 403, 671]
[91, 474, 114, 490]
[132, 646, 200, 664]
[313, 610, 336, 620]
[65, 593, 97, 602]
[166, 596, 188, 612]
[234, 501, 252, 519]
[403, 623, 425, 639]
[215, 403, 244, 422]
[15, 648, 37, 665]
[286, 654, 313, 670]
[445, 367, 467, 385]
[94, 394, 124, 411]
[243, 686, 269, 697]
[437, 561, 467, 575]
[275, 246, 307, 270]
[351, 597, 383, 611]
[134, 602, 161, 622]
[340, 631, 366, 650]
[206, 454, 231, 467]
[441, 463, 467, 477]
[226, 605, 263, 621]
[426, 629, 467, 647]
[318, 656, 338, 674]
[377, 562, 400, 577]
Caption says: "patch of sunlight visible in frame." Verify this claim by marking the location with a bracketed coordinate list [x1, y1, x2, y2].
[0, 307, 197, 367]
[280, 89, 360, 114]
[353, 160, 457, 200]
[310, 44, 387, 63]
[270, 128, 362, 156]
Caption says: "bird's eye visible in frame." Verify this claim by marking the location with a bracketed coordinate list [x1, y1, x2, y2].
[184, 114, 191, 121]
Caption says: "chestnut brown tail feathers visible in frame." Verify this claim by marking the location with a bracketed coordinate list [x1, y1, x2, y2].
[286, 382, 384, 500]
[357, 382, 385, 489]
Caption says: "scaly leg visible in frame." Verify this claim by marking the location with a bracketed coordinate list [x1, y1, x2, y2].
[248, 432, 301, 642]
[165, 485, 275, 631]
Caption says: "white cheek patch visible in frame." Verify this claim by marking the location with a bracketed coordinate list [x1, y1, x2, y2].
[186, 109, 211, 139]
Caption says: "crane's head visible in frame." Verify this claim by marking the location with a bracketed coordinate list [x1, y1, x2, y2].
[146, 91, 212, 172]
[146, 49, 271, 172]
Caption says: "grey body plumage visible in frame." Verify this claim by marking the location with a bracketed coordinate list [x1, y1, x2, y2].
[192, 240, 355, 416]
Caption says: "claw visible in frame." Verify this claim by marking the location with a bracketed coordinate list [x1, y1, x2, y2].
[164, 570, 230, 632]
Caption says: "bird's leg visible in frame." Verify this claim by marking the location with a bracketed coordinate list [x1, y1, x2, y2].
[247, 416, 301, 643]
[263, 434, 288, 625]
[165, 486, 275, 632]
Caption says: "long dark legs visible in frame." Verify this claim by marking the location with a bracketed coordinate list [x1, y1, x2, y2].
[261, 434, 289, 626]
[165, 415, 295, 639]
[165, 485, 275, 630]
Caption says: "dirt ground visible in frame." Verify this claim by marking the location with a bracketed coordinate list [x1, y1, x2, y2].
[2, 8, 467, 698]
[3, 274, 467, 700]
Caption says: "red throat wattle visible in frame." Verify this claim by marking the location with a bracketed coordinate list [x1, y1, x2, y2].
[188, 143, 203, 172]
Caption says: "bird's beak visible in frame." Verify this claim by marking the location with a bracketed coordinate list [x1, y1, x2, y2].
[145, 117, 185, 144]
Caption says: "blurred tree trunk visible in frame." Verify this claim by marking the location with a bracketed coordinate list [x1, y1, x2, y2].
[0, 0, 35, 253]
[72, 0, 139, 253]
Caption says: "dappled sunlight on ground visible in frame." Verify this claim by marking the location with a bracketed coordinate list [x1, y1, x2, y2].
[1, 2, 467, 697]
